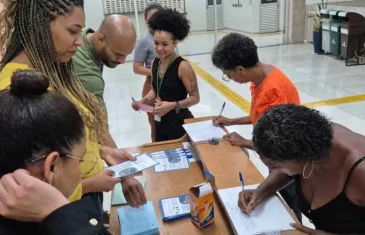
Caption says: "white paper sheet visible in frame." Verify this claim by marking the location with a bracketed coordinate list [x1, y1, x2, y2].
[183, 120, 226, 142]
[218, 184, 294, 235]
[105, 153, 158, 178]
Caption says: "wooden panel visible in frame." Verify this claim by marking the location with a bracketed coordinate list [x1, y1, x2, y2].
[195, 141, 264, 189]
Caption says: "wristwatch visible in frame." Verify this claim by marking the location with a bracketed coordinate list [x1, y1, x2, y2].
[175, 101, 180, 114]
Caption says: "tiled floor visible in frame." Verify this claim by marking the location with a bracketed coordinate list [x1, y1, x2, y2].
[103, 41, 365, 229]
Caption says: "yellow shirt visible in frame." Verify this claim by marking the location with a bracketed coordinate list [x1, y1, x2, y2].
[0, 63, 104, 201]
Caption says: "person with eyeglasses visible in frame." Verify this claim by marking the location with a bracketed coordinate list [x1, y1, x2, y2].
[0, 0, 146, 214]
[211, 33, 301, 221]
[212, 33, 300, 149]
[0, 70, 110, 234]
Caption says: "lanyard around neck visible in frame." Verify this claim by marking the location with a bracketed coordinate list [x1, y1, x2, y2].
[156, 55, 177, 98]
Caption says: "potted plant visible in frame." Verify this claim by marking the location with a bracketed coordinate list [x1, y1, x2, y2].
[313, 0, 328, 54]
[313, 15, 322, 53]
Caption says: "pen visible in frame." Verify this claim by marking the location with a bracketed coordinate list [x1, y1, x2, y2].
[132, 97, 140, 113]
[218, 102, 226, 119]
[239, 172, 245, 192]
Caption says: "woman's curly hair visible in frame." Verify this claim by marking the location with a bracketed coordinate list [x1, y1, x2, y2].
[253, 104, 334, 163]
[148, 8, 190, 41]
[212, 32, 259, 70]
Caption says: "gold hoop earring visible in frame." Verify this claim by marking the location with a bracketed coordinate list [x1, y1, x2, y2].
[302, 161, 314, 179]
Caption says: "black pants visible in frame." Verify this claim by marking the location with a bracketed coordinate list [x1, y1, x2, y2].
[154, 109, 193, 142]
[279, 182, 302, 223]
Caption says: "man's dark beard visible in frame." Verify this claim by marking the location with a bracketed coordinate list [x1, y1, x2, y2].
[102, 60, 118, 68]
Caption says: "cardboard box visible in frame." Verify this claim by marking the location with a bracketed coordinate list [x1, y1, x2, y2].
[189, 182, 214, 229]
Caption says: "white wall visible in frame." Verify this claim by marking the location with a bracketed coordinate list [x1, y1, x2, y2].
[279, 0, 286, 31]
[185, 0, 207, 31]
[223, 1, 285, 33]
[223, 1, 255, 32]
[84, 0, 288, 36]
[306, 0, 354, 5]
[84, 0, 208, 33]
[84, 0, 105, 29]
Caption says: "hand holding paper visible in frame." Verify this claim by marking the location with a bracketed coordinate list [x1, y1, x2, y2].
[104, 153, 158, 178]
[132, 97, 154, 113]
[137, 103, 154, 113]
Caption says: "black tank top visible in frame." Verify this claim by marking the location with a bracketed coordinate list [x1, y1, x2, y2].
[296, 156, 365, 234]
[151, 56, 188, 104]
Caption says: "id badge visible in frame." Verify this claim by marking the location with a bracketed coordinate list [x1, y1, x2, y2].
[154, 115, 161, 122]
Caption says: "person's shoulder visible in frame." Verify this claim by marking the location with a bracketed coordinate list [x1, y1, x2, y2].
[0, 63, 30, 89]
[346, 156, 365, 206]
[73, 28, 98, 64]
[266, 66, 297, 89]
[137, 32, 152, 44]
[73, 48, 101, 76]
[269, 66, 289, 80]
[178, 59, 194, 72]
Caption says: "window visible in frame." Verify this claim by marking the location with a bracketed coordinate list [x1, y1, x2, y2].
[103, 0, 186, 15]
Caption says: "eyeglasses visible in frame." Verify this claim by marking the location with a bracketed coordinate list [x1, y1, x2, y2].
[31, 151, 98, 176]
[222, 74, 231, 82]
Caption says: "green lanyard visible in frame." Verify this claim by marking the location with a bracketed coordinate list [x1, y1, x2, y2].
[156, 55, 177, 99]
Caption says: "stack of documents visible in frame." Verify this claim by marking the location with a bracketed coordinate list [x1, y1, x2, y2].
[118, 201, 159, 235]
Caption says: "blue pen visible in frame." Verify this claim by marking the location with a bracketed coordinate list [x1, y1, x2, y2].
[131, 97, 141, 113]
[239, 172, 245, 192]
[218, 102, 226, 119]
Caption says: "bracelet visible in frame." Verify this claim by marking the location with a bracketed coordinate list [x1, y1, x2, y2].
[175, 101, 180, 114]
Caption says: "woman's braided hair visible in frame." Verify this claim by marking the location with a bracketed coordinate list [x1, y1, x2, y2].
[0, 0, 107, 142]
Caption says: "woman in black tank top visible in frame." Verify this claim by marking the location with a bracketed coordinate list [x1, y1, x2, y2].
[132, 9, 200, 142]
[238, 104, 365, 234]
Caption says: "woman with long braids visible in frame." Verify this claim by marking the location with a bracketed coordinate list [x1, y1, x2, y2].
[0, 0, 146, 209]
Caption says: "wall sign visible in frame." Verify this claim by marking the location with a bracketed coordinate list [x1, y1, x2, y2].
[233, 0, 243, 8]
[261, 0, 278, 4]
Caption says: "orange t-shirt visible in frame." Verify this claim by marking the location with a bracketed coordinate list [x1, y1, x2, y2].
[250, 66, 300, 125]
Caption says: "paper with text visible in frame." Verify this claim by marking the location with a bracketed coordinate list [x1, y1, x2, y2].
[160, 194, 190, 218]
[105, 153, 158, 178]
[218, 184, 294, 235]
[151, 148, 190, 172]
[183, 120, 226, 142]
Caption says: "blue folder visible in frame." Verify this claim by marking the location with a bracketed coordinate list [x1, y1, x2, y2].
[118, 201, 159, 235]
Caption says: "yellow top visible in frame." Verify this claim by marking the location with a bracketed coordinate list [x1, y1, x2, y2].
[0, 63, 104, 201]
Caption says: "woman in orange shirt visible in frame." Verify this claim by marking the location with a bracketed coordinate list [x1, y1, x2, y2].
[212, 33, 300, 148]
[211, 32, 301, 221]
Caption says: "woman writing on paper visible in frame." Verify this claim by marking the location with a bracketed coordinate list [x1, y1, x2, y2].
[133, 9, 200, 142]
[239, 104, 365, 234]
